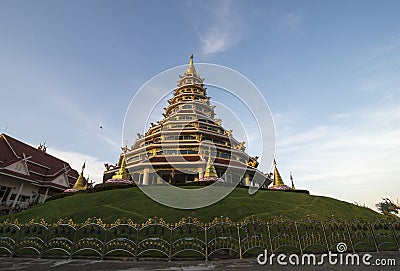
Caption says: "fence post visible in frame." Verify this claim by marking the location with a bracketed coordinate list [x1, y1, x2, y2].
[321, 223, 330, 252]
[10, 224, 20, 258]
[101, 226, 107, 260]
[169, 226, 172, 262]
[237, 224, 242, 259]
[205, 224, 208, 261]
[134, 225, 139, 261]
[368, 221, 379, 253]
[389, 222, 400, 251]
[344, 222, 355, 253]
[69, 225, 78, 260]
[267, 222, 273, 254]
[294, 221, 303, 255]
[39, 224, 49, 259]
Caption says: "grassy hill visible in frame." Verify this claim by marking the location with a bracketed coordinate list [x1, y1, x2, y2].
[1, 186, 381, 224]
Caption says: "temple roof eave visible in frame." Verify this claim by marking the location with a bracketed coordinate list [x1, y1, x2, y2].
[121, 161, 267, 174]
[134, 128, 241, 145]
[122, 155, 255, 169]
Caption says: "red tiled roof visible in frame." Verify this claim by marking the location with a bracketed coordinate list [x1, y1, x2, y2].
[0, 134, 79, 189]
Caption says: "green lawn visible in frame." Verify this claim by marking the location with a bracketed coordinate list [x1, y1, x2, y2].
[1, 186, 382, 224]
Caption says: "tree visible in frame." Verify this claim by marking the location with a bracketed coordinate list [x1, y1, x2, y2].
[375, 198, 399, 217]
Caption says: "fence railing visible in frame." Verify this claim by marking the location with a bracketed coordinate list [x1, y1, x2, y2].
[1, 216, 399, 260]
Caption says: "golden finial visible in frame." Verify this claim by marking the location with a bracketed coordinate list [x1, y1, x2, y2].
[185, 53, 198, 75]
[38, 142, 47, 152]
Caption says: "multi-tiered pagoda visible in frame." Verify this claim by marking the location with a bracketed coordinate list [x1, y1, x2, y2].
[103, 55, 273, 188]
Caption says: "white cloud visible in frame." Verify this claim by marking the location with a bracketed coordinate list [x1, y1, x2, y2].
[97, 132, 119, 147]
[197, 27, 230, 54]
[47, 147, 106, 184]
[274, 104, 400, 211]
[356, 34, 400, 93]
[189, 0, 243, 54]
[363, 34, 400, 65]
[281, 11, 303, 31]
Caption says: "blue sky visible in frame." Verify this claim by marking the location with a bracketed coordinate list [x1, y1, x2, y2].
[1, 0, 399, 210]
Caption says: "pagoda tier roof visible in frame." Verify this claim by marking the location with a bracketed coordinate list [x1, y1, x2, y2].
[125, 142, 246, 159]
[167, 109, 211, 117]
[134, 131, 240, 146]
[164, 111, 213, 121]
[168, 96, 208, 104]
[163, 117, 219, 125]
[167, 95, 208, 106]
[144, 129, 228, 137]
[169, 91, 207, 98]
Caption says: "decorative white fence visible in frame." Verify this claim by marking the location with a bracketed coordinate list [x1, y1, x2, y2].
[1, 216, 399, 260]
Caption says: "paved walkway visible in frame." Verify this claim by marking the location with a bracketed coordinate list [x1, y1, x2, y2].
[0, 252, 399, 271]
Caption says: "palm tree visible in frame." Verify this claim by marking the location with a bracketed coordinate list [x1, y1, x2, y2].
[375, 198, 399, 217]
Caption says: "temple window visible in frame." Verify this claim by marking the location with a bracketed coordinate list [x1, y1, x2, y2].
[131, 155, 139, 161]
[182, 135, 196, 140]
[178, 115, 193, 120]
[164, 149, 177, 155]
[164, 135, 176, 141]
[219, 152, 231, 159]
[164, 135, 196, 141]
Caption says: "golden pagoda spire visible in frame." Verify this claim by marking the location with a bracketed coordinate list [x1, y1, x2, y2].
[203, 148, 218, 178]
[119, 155, 127, 173]
[185, 54, 198, 76]
[290, 172, 296, 190]
[272, 158, 285, 187]
[73, 161, 87, 190]
[112, 154, 130, 180]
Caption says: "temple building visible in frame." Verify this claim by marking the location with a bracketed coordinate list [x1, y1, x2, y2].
[103, 55, 273, 188]
[0, 134, 79, 211]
